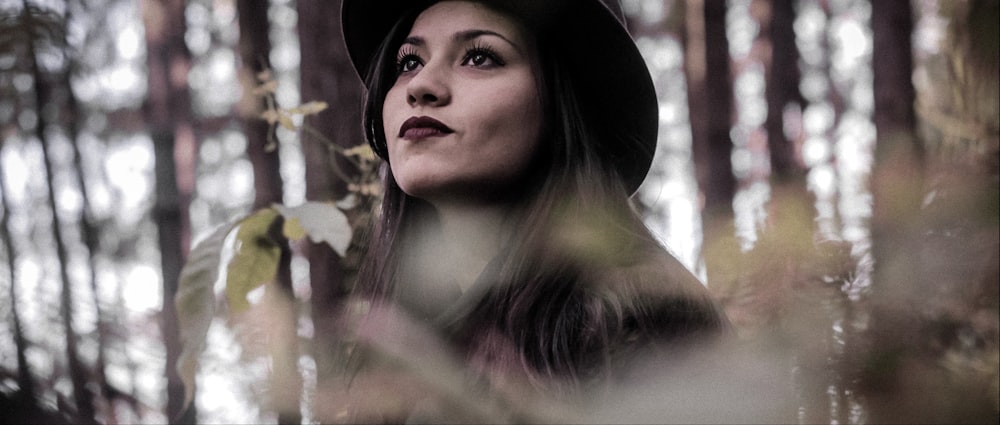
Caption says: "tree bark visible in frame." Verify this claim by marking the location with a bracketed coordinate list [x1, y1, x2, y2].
[235, 2, 302, 422]
[296, 0, 364, 381]
[865, 1, 927, 422]
[237, 0, 284, 211]
[869, 0, 922, 337]
[758, 0, 816, 289]
[820, 0, 846, 235]
[0, 144, 35, 406]
[756, 3, 834, 421]
[762, 0, 805, 181]
[61, 22, 116, 416]
[140, 0, 197, 422]
[683, 0, 739, 290]
[29, 31, 98, 425]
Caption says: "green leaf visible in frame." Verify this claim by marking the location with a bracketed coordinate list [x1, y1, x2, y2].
[226, 208, 281, 314]
[174, 218, 243, 413]
[275, 202, 352, 256]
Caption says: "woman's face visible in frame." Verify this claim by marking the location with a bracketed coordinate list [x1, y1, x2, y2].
[382, 1, 544, 205]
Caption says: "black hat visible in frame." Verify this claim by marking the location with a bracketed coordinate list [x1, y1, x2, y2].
[341, 0, 658, 193]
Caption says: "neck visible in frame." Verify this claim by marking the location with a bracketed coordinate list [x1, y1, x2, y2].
[430, 200, 513, 292]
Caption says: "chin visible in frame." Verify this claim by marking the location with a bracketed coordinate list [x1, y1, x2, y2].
[395, 174, 443, 198]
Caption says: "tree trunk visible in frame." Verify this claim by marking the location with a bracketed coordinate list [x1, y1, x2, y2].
[820, 0, 846, 236]
[756, 3, 834, 421]
[62, 35, 116, 418]
[140, 0, 197, 422]
[29, 32, 98, 425]
[296, 0, 364, 381]
[235, 2, 302, 422]
[868, 0, 922, 340]
[760, 0, 815, 250]
[865, 1, 927, 422]
[237, 0, 284, 211]
[757, 0, 817, 304]
[0, 146, 35, 406]
[870, 0, 922, 272]
[684, 0, 739, 290]
[763, 0, 805, 181]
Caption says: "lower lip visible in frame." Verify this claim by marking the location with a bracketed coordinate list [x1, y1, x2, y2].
[402, 128, 450, 140]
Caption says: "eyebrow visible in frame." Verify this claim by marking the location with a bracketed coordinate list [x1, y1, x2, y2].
[402, 29, 522, 53]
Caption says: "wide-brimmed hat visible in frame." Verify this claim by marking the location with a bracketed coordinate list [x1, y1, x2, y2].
[341, 0, 658, 193]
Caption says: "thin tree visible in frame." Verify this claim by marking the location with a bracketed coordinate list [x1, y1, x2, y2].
[238, 0, 283, 212]
[1, 145, 37, 410]
[865, 1, 928, 422]
[296, 0, 364, 382]
[758, 0, 817, 254]
[0, 5, 37, 411]
[683, 0, 739, 290]
[235, 1, 302, 422]
[870, 0, 922, 283]
[819, 0, 846, 236]
[755, 2, 835, 421]
[762, 0, 807, 183]
[59, 1, 117, 417]
[24, 2, 97, 421]
[140, 0, 197, 422]
[66, 71, 119, 424]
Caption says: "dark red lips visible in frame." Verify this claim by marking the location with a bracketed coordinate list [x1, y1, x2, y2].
[398, 116, 454, 140]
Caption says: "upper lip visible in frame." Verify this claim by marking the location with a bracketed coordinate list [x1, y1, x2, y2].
[398, 116, 454, 137]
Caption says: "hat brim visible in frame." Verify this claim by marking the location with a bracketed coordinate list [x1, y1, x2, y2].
[341, 0, 658, 194]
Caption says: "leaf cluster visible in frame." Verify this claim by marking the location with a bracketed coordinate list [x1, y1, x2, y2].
[174, 201, 353, 411]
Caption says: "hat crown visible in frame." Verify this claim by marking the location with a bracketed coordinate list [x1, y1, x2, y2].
[597, 0, 627, 26]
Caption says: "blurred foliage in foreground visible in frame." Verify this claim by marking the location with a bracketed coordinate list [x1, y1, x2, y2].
[1, 0, 997, 423]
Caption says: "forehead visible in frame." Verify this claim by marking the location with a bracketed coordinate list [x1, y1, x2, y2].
[409, 1, 530, 43]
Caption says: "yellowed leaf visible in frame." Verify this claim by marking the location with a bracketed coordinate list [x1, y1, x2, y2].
[278, 112, 296, 130]
[344, 144, 377, 161]
[226, 209, 281, 313]
[282, 217, 307, 241]
[290, 101, 329, 116]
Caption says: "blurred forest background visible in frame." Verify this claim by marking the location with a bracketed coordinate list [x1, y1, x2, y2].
[0, 0, 997, 423]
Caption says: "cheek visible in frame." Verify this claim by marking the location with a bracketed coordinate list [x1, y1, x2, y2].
[493, 88, 543, 160]
[382, 87, 406, 156]
[458, 70, 539, 125]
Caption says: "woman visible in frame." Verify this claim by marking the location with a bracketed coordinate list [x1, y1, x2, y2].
[334, 0, 728, 421]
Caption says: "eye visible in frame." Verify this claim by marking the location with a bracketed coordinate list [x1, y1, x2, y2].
[398, 55, 423, 73]
[461, 45, 505, 68]
[395, 47, 423, 74]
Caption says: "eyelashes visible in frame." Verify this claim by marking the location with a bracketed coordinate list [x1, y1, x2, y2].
[394, 42, 506, 74]
[463, 42, 505, 67]
[395, 46, 421, 73]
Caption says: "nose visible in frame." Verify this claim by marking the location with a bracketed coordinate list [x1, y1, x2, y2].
[406, 62, 451, 107]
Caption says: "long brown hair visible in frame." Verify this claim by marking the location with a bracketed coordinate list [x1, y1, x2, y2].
[355, 0, 725, 391]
